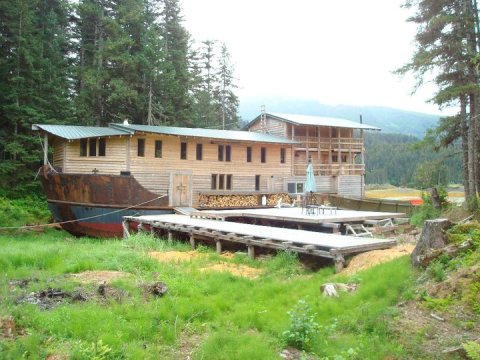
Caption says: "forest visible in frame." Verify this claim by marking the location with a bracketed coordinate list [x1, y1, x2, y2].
[0, 0, 239, 195]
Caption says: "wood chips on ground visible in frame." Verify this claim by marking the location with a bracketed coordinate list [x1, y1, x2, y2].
[341, 244, 415, 275]
[148, 251, 203, 263]
[72, 270, 130, 284]
[200, 262, 263, 279]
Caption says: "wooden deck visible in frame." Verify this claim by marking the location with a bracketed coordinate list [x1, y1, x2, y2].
[193, 207, 405, 224]
[122, 214, 397, 271]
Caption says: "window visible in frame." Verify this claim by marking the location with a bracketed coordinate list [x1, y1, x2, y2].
[287, 182, 304, 194]
[211, 174, 233, 190]
[137, 139, 145, 157]
[226, 175, 232, 190]
[80, 139, 87, 157]
[246, 147, 252, 162]
[219, 174, 225, 190]
[180, 142, 187, 159]
[332, 154, 338, 163]
[261, 147, 266, 163]
[155, 140, 162, 158]
[280, 148, 286, 163]
[218, 144, 224, 161]
[341, 154, 347, 163]
[98, 138, 106, 156]
[211, 174, 217, 190]
[225, 145, 231, 162]
[255, 175, 260, 191]
[80, 138, 106, 157]
[196, 143, 203, 160]
[89, 138, 97, 157]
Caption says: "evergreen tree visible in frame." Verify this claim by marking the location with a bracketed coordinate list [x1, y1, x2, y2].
[398, 0, 480, 208]
[0, 0, 73, 195]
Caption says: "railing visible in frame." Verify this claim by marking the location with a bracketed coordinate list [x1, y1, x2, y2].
[293, 137, 363, 150]
[293, 164, 364, 176]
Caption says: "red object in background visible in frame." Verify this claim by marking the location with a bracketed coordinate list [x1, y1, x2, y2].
[410, 199, 424, 206]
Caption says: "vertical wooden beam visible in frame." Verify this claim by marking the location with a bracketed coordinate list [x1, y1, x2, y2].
[43, 133, 48, 165]
[189, 234, 196, 249]
[168, 231, 173, 243]
[126, 136, 131, 172]
[247, 245, 255, 259]
[333, 253, 345, 273]
[122, 220, 130, 238]
[215, 238, 222, 254]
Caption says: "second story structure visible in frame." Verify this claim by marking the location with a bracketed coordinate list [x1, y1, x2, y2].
[245, 112, 380, 197]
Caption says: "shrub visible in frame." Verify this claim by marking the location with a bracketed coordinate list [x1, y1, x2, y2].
[464, 341, 480, 360]
[282, 299, 319, 351]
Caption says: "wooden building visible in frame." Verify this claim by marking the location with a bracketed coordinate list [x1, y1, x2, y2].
[33, 113, 379, 208]
[245, 113, 379, 198]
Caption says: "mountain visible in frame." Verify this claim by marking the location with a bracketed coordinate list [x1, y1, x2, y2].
[239, 97, 441, 138]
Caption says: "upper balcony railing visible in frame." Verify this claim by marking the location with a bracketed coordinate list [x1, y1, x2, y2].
[293, 163, 365, 176]
[293, 136, 363, 151]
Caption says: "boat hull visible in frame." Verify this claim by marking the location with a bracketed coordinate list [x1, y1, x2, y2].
[40, 166, 171, 238]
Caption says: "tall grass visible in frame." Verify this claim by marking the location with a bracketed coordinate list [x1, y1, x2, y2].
[0, 231, 414, 359]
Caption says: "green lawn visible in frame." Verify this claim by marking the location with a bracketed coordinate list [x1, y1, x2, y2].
[0, 230, 414, 359]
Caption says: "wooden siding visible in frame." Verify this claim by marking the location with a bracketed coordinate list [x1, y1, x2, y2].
[52, 139, 65, 170]
[63, 137, 128, 174]
[285, 176, 334, 193]
[249, 117, 287, 137]
[338, 175, 362, 198]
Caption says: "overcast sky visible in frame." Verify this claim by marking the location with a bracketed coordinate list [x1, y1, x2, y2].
[182, 0, 451, 115]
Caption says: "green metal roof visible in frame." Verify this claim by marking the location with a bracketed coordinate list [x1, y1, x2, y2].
[244, 112, 381, 131]
[33, 123, 297, 144]
[110, 123, 297, 144]
[32, 124, 133, 140]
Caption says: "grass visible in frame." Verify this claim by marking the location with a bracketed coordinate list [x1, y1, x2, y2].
[0, 230, 415, 359]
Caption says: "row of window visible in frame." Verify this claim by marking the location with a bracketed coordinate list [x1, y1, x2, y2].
[211, 174, 262, 191]
[137, 139, 287, 164]
[80, 138, 106, 157]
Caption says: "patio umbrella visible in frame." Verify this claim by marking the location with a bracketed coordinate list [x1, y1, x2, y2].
[304, 163, 317, 193]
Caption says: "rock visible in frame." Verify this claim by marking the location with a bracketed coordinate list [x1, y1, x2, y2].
[320, 283, 358, 297]
[411, 219, 451, 267]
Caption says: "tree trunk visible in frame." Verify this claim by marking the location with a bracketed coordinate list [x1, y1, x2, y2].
[461, 95, 470, 200]
[411, 219, 452, 267]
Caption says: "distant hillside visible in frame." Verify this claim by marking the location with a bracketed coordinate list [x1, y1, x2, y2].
[239, 97, 440, 138]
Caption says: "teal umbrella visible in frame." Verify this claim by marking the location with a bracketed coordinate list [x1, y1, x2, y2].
[304, 163, 317, 193]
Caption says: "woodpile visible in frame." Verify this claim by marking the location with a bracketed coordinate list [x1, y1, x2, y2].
[198, 193, 292, 208]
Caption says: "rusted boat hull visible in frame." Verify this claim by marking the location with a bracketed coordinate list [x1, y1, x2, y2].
[40, 166, 171, 238]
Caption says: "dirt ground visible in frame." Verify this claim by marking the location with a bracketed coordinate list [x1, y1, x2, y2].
[72, 270, 130, 284]
[148, 251, 204, 263]
[341, 243, 416, 276]
[199, 262, 263, 279]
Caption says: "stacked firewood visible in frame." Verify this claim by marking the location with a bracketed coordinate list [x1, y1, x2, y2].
[198, 193, 293, 208]
[266, 193, 292, 206]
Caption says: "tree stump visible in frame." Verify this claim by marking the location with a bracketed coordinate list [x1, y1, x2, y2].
[411, 219, 451, 267]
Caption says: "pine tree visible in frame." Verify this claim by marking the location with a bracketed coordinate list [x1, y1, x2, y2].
[398, 0, 480, 209]
[0, 0, 73, 195]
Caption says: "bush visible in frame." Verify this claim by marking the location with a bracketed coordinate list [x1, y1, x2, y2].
[0, 196, 50, 228]
[282, 299, 319, 351]
[464, 341, 480, 360]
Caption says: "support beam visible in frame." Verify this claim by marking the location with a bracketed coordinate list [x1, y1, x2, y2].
[43, 133, 48, 165]
[190, 234, 196, 249]
[122, 220, 130, 238]
[247, 245, 255, 259]
[215, 238, 222, 254]
[168, 231, 173, 243]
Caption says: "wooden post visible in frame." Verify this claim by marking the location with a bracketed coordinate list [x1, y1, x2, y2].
[122, 220, 130, 238]
[247, 245, 255, 259]
[43, 133, 48, 165]
[215, 238, 222, 254]
[333, 253, 345, 273]
[168, 231, 173, 243]
[189, 234, 196, 249]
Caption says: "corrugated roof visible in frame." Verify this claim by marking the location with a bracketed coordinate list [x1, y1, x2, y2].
[246, 113, 381, 130]
[111, 123, 297, 144]
[32, 124, 133, 140]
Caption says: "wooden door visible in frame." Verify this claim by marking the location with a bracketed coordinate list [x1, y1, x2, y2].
[171, 173, 192, 207]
